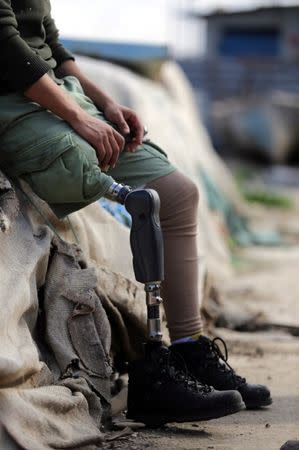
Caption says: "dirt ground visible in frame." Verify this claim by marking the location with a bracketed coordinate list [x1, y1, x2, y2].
[107, 329, 299, 450]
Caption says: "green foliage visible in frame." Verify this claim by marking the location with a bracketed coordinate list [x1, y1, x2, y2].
[233, 166, 293, 209]
[243, 189, 293, 209]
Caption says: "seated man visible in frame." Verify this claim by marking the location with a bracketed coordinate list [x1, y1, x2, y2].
[0, 0, 271, 425]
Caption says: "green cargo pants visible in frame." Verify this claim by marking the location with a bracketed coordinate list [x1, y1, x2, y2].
[0, 76, 175, 217]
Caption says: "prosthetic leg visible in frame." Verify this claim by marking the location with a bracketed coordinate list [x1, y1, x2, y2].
[106, 182, 164, 342]
[106, 182, 245, 426]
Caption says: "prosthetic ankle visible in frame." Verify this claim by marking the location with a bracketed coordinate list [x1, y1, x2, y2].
[106, 182, 164, 342]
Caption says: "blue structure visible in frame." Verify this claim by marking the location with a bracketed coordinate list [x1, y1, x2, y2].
[219, 28, 280, 58]
[192, 5, 299, 62]
[180, 6, 299, 99]
[61, 39, 169, 61]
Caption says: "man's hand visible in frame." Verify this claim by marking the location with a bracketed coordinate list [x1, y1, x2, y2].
[55, 61, 144, 153]
[103, 102, 144, 153]
[25, 74, 125, 170]
[71, 111, 125, 169]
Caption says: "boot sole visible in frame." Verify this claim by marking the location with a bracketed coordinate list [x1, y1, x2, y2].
[127, 401, 245, 428]
[245, 397, 273, 409]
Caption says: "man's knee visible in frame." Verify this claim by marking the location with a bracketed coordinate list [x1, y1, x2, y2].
[165, 171, 200, 211]
[181, 174, 200, 207]
[147, 170, 200, 225]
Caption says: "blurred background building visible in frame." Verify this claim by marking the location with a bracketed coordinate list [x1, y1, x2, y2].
[203, 6, 299, 61]
[52, 0, 299, 162]
[182, 5, 299, 100]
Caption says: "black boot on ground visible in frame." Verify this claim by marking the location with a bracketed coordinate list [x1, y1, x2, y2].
[126, 342, 245, 427]
[171, 335, 272, 409]
[280, 441, 299, 450]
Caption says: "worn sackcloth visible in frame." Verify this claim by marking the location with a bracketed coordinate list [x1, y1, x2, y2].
[0, 75, 176, 218]
[0, 170, 153, 449]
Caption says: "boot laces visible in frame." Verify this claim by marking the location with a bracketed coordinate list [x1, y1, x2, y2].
[207, 337, 246, 388]
[158, 349, 212, 394]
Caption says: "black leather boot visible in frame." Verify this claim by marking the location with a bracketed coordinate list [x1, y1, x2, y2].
[127, 342, 245, 427]
[171, 335, 272, 409]
[280, 441, 299, 450]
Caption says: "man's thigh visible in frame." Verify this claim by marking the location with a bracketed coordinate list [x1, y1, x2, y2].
[107, 141, 176, 188]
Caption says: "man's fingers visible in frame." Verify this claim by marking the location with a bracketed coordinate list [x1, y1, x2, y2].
[108, 108, 130, 135]
[95, 128, 123, 170]
[108, 133, 121, 168]
[100, 136, 113, 169]
[113, 129, 125, 150]
[133, 120, 144, 144]
[116, 115, 130, 135]
[125, 139, 139, 153]
[94, 143, 105, 164]
[125, 113, 143, 146]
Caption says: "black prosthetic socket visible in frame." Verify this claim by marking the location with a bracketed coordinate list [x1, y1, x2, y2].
[125, 189, 164, 284]
[106, 183, 164, 342]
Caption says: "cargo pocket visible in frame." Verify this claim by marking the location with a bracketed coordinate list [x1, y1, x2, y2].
[60, 142, 108, 201]
[0, 132, 74, 177]
[23, 138, 110, 205]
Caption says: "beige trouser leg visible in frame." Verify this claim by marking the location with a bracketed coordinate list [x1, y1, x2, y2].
[146, 170, 203, 342]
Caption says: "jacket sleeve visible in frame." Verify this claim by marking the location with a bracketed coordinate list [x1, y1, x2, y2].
[43, 13, 75, 67]
[0, 0, 51, 91]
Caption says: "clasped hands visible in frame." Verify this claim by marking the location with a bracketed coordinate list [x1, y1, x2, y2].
[72, 100, 144, 171]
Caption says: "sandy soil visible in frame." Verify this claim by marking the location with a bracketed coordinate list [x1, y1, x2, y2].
[107, 330, 299, 450]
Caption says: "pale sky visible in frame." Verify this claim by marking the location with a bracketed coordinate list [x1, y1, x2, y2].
[51, 0, 170, 42]
[51, 0, 299, 56]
